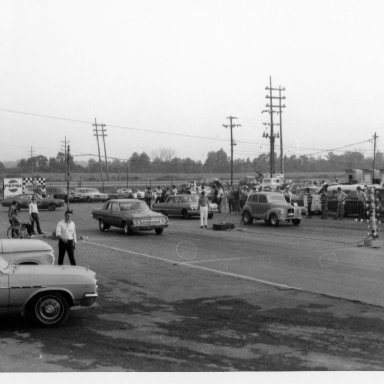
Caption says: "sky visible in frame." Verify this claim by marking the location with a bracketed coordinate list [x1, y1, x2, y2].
[1, 0, 383, 164]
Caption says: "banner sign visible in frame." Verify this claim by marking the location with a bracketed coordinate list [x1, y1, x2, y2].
[3, 178, 23, 198]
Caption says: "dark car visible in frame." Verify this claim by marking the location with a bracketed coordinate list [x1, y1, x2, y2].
[1, 194, 65, 211]
[241, 192, 302, 226]
[152, 194, 218, 219]
[92, 199, 168, 235]
[326, 184, 367, 216]
[52, 188, 75, 203]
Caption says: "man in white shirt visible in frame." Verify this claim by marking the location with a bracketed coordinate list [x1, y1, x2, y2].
[29, 195, 43, 235]
[56, 210, 77, 265]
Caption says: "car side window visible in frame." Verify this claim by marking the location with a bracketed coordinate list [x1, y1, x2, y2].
[168, 197, 175, 203]
[259, 195, 267, 203]
[111, 203, 120, 212]
[250, 195, 258, 202]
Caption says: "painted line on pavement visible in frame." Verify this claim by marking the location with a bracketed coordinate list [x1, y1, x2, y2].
[181, 256, 252, 265]
[84, 240, 302, 291]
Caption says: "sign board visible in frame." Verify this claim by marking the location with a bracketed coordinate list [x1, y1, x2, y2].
[3, 178, 23, 198]
[3, 177, 46, 198]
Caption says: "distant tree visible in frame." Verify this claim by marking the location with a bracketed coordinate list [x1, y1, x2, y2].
[204, 148, 229, 172]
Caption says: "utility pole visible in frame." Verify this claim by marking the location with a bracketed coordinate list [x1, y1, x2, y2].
[372, 132, 378, 183]
[262, 76, 286, 177]
[30, 146, 35, 177]
[66, 144, 71, 211]
[223, 116, 241, 187]
[100, 124, 109, 181]
[93, 118, 104, 184]
[61, 137, 69, 182]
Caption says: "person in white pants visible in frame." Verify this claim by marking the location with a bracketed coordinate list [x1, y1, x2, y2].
[198, 191, 209, 228]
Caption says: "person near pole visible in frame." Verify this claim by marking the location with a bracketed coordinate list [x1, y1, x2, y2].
[356, 186, 366, 222]
[29, 195, 43, 235]
[320, 184, 328, 219]
[198, 190, 210, 229]
[305, 188, 313, 218]
[334, 187, 347, 220]
[56, 210, 77, 265]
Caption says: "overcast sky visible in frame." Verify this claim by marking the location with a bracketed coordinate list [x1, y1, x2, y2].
[1, 0, 383, 163]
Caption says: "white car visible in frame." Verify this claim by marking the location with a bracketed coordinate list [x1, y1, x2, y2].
[73, 187, 109, 202]
[0, 256, 98, 327]
[0, 239, 55, 265]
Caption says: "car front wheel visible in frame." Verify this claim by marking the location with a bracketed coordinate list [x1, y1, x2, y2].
[269, 213, 280, 226]
[122, 222, 131, 235]
[155, 228, 164, 235]
[99, 219, 110, 232]
[292, 219, 301, 226]
[242, 211, 253, 225]
[48, 203, 57, 211]
[29, 293, 70, 327]
[182, 209, 190, 219]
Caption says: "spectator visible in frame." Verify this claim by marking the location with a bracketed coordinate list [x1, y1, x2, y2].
[198, 191, 209, 229]
[29, 195, 43, 235]
[356, 186, 366, 222]
[56, 210, 77, 265]
[305, 188, 313, 218]
[320, 184, 328, 219]
[334, 187, 347, 220]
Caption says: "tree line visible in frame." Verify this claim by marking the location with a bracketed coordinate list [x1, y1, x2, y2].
[0, 148, 382, 175]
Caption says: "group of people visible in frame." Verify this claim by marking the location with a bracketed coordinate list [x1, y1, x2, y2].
[7, 196, 78, 266]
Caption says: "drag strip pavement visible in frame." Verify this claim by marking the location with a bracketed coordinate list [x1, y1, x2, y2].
[82, 235, 384, 308]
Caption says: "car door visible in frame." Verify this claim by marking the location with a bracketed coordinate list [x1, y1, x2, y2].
[166, 196, 177, 216]
[0, 269, 9, 309]
[254, 194, 268, 218]
[247, 194, 258, 216]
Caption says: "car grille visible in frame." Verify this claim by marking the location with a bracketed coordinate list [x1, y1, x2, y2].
[287, 208, 294, 216]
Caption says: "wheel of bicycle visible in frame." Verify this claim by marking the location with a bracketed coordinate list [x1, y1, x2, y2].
[6, 226, 12, 238]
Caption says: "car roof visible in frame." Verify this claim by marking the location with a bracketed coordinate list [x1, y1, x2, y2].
[107, 198, 143, 202]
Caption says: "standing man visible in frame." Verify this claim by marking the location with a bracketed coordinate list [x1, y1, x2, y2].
[29, 195, 43, 235]
[198, 190, 210, 229]
[320, 184, 328, 219]
[56, 210, 77, 265]
[305, 188, 313, 218]
[334, 187, 347, 220]
[356, 186, 366, 222]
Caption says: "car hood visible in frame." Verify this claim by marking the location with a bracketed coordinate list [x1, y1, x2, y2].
[129, 211, 166, 219]
[13, 264, 97, 281]
[0, 239, 54, 254]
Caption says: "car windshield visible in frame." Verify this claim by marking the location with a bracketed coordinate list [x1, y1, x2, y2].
[180, 195, 198, 203]
[88, 188, 99, 193]
[267, 194, 287, 203]
[119, 201, 149, 212]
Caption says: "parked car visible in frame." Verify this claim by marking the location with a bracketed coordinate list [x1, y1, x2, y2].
[259, 177, 284, 191]
[152, 194, 218, 219]
[326, 184, 369, 216]
[73, 188, 109, 202]
[241, 192, 302, 226]
[108, 188, 134, 200]
[0, 239, 55, 265]
[130, 188, 145, 199]
[92, 199, 168, 235]
[1, 194, 65, 211]
[0, 256, 98, 327]
[291, 186, 322, 213]
[52, 188, 75, 203]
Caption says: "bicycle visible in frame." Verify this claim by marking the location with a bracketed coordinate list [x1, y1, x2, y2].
[7, 223, 31, 239]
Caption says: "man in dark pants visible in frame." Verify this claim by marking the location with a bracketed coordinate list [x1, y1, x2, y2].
[29, 195, 43, 235]
[56, 210, 77, 265]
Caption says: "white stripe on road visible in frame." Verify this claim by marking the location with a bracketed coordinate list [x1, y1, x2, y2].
[84, 240, 302, 291]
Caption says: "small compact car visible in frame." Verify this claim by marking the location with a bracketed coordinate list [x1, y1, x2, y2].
[152, 194, 217, 219]
[92, 199, 168, 235]
[0, 239, 55, 265]
[241, 192, 302, 226]
[0, 257, 98, 327]
[1, 194, 65, 211]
